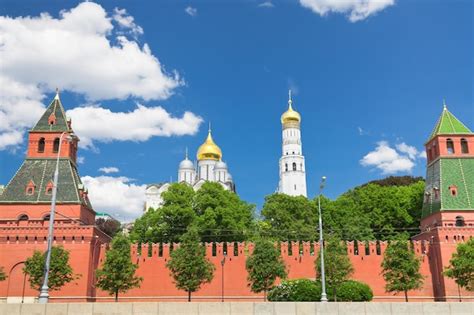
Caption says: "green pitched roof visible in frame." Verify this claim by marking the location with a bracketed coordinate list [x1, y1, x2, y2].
[428, 106, 472, 141]
[31, 93, 71, 132]
[0, 158, 92, 208]
[422, 158, 474, 217]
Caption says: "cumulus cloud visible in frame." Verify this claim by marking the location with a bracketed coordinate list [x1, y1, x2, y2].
[82, 175, 146, 222]
[360, 141, 424, 174]
[258, 1, 275, 8]
[185, 6, 198, 17]
[0, 2, 187, 150]
[299, 0, 395, 22]
[77, 156, 85, 164]
[67, 104, 202, 148]
[99, 167, 120, 174]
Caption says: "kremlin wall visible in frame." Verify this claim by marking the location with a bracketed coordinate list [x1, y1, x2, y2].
[0, 93, 473, 303]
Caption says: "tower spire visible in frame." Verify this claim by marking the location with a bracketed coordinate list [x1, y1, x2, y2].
[443, 99, 447, 110]
[185, 147, 189, 160]
[54, 88, 60, 101]
[208, 121, 212, 134]
[288, 89, 293, 109]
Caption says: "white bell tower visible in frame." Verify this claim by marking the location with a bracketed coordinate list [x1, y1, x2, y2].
[278, 90, 307, 197]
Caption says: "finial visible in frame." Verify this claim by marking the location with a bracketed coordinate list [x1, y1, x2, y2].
[443, 99, 447, 110]
[185, 147, 189, 160]
[208, 121, 212, 133]
[288, 89, 292, 108]
[54, 88, 60, 100]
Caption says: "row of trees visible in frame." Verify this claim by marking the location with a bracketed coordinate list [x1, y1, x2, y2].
[5, 233, 471, 302]
[130, 177, 425, 245]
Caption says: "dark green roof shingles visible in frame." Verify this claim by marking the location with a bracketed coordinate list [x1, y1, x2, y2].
[428, 107, 473, 141]
[31, 96, 70, 132]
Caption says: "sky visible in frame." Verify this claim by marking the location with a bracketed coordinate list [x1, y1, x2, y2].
[0, 0, 472, 221]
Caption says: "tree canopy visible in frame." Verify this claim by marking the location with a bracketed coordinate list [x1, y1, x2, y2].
[316, 236, 354, 301]
[245, 238, 287, 300]
[0, 266, 6, 282]
[130, 182, 255, 243]
[166, 227, 215, 301]
[23, 246, 78, 291]
[381, 239, 424, 301]
[444, 238, 474, 295]
[96, 233, 142, 302]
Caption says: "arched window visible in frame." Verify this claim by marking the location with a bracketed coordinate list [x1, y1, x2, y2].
[455, 216, 465, 227]
[292, 162, 297, 171]
[46, 187, 53, 195]
[427, 148, 432, 161]
[53, 138, 60, 153]
[449, 185, 458, 197]
[18, 214, 29, 221]
[461, 138, 469, 154]
[43, 214, 50, 221]
[446, 138, 454, 155]
[38, 138, 45, 153]
[285, 163, 288, 172]
[26, 187, 34, 195]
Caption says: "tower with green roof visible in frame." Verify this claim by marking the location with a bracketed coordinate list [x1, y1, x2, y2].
[414, 103, 473, 301]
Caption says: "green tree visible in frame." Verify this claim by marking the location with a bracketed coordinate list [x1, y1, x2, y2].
[96, 217, 121, 238]
[316, 236, 354, 301]
[130, 183, 196, 243]
[261, 193, 317, 241]
[246, 238, 287, 300]
[96, 234, 142, 302]
[166, 227, 215, 301]
[23, 246, 78, 291]
[444, 238, 474, 300]
[0, 266, 6, 281]
[381, 239, 424, 301]
[195, 182, 255, 242]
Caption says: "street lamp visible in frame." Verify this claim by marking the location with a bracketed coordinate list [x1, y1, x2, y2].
[38, 131, 76, 303]
[221, 252, 227, 302]
[318, 176, 328, 302]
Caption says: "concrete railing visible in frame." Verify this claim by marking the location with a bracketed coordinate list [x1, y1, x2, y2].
[0, 302, 473, 315]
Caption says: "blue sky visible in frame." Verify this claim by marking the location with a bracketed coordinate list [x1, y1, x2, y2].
[0, 0, 472, 221]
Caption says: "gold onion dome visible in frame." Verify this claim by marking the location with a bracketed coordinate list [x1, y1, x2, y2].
[281, 90, 301, 125]
[197, 128, 222, 161]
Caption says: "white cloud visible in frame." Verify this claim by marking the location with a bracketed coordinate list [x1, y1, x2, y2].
[360, 141, 423, 174]
[185, 6, 198, 17]
[357, 126, 369, 136]
[99, 166, 120, 174]
[418, 151, 427, 159]
[67, 104, 202, 148]
[0, 2, 185, 150]
[258, 1, 275, 8]
[299, 0, 395, 22]
[112, 8, 143, 36]
[77, 156, 85, 164]
[396, 142, 418, 160]
[82, 175, 146, 222]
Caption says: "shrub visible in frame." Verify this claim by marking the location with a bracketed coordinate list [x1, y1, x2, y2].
[268, 278, 373, 302]
[332, 280, 373, 301]
[268, 279, 321, 301]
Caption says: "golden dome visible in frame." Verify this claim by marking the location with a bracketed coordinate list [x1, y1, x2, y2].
[281, 90, 301, 125]
[197, 129, 222, 161]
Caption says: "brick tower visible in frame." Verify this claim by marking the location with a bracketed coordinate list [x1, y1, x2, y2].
[0, 91, 108, 303]
[414, 103, 474, 301]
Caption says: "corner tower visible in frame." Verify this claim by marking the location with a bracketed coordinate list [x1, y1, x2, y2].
[278, 90, 307, 197]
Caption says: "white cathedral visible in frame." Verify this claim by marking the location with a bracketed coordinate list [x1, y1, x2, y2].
[145, 90, 307, 211]
[145, 127, 235, 210]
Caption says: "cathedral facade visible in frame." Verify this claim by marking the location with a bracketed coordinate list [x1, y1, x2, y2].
[278, 91, 308, 197]
[145, 128, 235, 210]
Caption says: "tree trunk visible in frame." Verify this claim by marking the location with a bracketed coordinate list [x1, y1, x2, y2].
[115, 290, 118, 302]
[404, 290, 408, 302]
[188, 290, 191, 302]
[334, 287, 337, 302]
[458, 284, 462, 302]
[264, 289, 267, 302]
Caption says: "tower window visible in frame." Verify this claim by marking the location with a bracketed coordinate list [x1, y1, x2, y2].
[285, 164, 288, 172]
[26, 187, 34, 195]
[292, 162, 296, 171]
[53, 138, 60, 153]
[18, 214, 29, 221]
[461, 138, 469, 154]
[38, 138, 45, 153]
[294, 185, 296, 190]
[449, 185, 458, 197]
[46, 187, 53, 195]
[446, 138, 454, 155]
[455, 216, 465, 227]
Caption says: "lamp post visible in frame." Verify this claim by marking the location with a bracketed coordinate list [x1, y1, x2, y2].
[38, 131, 76, 303]
[318, 176, 328, 302]
[221, 252, 227, 302]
